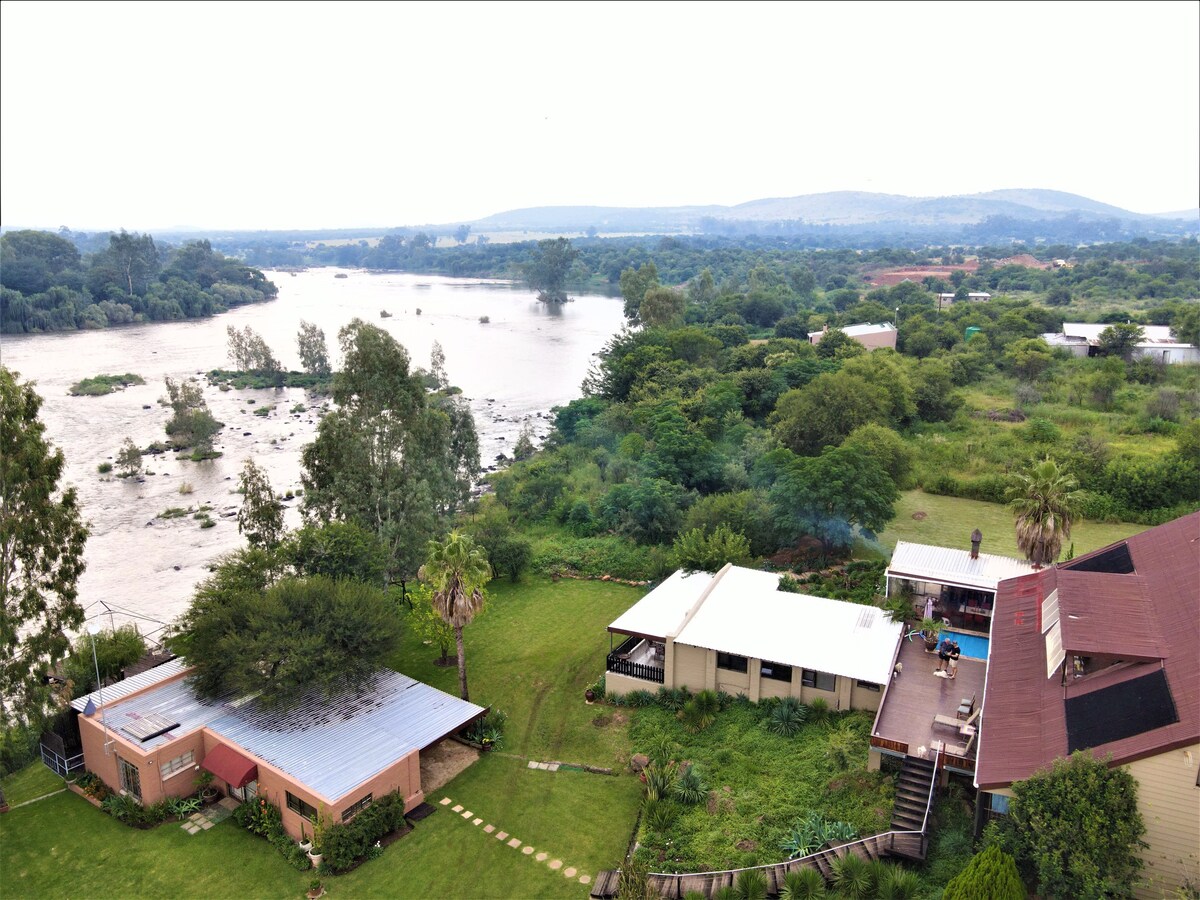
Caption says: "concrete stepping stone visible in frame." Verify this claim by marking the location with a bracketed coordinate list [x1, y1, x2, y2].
[546, 763, 559, 772]
[536, 852, 548, 862]
[452, 804, 464, 813]
[473, 818, 483, 826]
[184, 824, 200, 834]
[522, 846, 534, 855]
[527, 760, 539, 769]
[484, 825, 495, 833]
[549, 860, 562, 870]
[440, 797, 452, 805]
[461, 810, 473, 818]
[564, 867, 577, 878]
[580, 875, 592, 885]
[200, 820, 213, 830]
[496, 831, 508, 841]
[507, 838, 522, 849]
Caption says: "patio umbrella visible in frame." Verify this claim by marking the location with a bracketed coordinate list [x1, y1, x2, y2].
[924, 597, 935, 622]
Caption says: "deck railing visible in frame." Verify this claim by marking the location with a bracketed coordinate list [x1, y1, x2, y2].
[40, 742, 84, 777]
[605, 654, 665, 684]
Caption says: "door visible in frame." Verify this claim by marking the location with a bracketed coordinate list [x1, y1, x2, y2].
[229, 779, 258, 802]
[117, 756, 142, 800]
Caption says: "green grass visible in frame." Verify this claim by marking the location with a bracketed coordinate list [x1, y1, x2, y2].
[628, 706, 893, 874]
[394, 575, 646, 768]
[1, 762, 64, 806]
[868, 490, 1147, 560]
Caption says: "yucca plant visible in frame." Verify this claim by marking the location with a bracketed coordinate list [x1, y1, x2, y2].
[646, 732, 679, 768]
[672, 764, 707, 805]
[733, 868, 768, 900]
[712, 887, 739, 900]
[643, 798, 678, 832]
[780, 867, 826, 899]
[626, 689, 656, 708]
[830, 853, 874, 900]
[877, 864, 921, 900]
[767, 696, 808, 737]
[656, 686, 689, 712]
[642, 762, 677, 801]
[807, 697, 830, 725]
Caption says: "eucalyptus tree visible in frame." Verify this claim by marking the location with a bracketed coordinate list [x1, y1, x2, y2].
[237, 458, 284, 549]
[296, 320, 331, 376]
[301, 320, 478, 600]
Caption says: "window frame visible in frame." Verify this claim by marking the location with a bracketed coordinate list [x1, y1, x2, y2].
[117, 755, 142, 800]
[855, 679, 881, 692]
[341, 793, 373, 822]
[760, 661, 792, 682]
[159, 749, 195, 779]
[802, 668, 836, 692]
[716, 652, 749, 674]
[286, 791, 318, 822]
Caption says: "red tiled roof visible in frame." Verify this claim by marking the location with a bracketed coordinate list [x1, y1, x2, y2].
[976, 512, 1200, 789]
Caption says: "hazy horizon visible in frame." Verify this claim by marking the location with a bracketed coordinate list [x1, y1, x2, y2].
[2, 1, 1197, 232]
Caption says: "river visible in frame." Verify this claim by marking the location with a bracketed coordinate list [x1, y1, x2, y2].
[1, 269, 624, 637]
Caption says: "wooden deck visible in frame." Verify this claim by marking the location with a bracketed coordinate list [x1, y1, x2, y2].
[872, 637, 985, 764]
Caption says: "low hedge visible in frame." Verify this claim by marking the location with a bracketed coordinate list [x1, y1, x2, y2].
[319, 792, 408, 873]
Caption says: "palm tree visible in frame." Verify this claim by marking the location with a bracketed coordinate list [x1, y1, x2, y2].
[418, 531, 490, 701]
[1006, 457, 1085, 567]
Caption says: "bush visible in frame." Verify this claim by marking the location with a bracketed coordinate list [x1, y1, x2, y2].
[672, 764, 708, 805]
[319, 792, 409, 873]
[780, 868, 825, 899]
[734, 868, 768, 900]
[97, 461, 113, 474]
[830, 852, 874, 900]
[657, 686, 690, 712]
[942, 844, 1025, 899]
[766, 696, 808, 737]
[625, 690, 656, 708]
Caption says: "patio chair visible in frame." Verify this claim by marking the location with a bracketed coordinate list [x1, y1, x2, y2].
[932, 713, 962, 731]
[957, 694, 976, 720]
[946, 731, 976, 758]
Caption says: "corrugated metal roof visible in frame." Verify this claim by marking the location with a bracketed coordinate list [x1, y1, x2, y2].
[887, 541, 1035, 592]
[842, 322, 897, 337]
[71, 657, 189, 712]
[977, 512, 1199, 789]
[95, 669, 484, 803]
[608, 569, 714, 640]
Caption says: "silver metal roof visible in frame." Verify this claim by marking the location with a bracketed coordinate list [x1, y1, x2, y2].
[70, 657, 189, 712]
[887, 541, 1035, 592]
[94, 668, 484, 803]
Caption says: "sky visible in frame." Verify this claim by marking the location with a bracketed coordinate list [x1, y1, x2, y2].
[2, 1, 1197, 231]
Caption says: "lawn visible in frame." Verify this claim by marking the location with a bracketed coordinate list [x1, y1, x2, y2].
[393, 575, 646, 769]
[1, 762, 65, 807]
[869, 489, 1147, 560]
[627, 705, 893, 874]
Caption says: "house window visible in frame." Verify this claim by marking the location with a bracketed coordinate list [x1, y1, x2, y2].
[855, 680, 881, 692]
[989, 793, 1010, 815]
[159, 750, 195, 779]
[802, 669, 836, 692]
[717, 652, 748, 674]
[761, 661, 792, 682]
[286, 791, 318, 822]
[117, 756, 142, 800]
[341, 793, 373, 821]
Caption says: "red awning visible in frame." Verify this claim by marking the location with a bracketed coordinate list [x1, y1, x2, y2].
[201, 743, 258, 788]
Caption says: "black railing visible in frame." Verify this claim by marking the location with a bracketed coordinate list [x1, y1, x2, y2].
[40, 742, 84, 777]
[606, 655, 665, 684]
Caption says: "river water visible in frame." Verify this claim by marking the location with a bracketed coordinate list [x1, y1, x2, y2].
[1, 269, 624, 637]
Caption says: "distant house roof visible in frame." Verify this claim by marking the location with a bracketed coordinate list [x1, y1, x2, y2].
[976, 512, 1200, 789]
[887, 541, 1035, 593]
[840, 322, 897, 338]
[83, 667, 485, 802]
[1058, 322, 1193, 348]
[71, 657, 190, 712]
[610, 565, 903, 685]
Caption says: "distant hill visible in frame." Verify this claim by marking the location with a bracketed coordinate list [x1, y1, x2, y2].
[470, 189, 1197, 237]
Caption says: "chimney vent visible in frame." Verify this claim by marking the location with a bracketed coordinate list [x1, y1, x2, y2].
[970, 528, 983, 559]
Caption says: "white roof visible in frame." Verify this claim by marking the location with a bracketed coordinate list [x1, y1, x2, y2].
[71, 657, 189, 711]
[610, 566, 903, 685]
[886, 540, 1035, 592]
[1060, 323, 1189, 347]
[608, 568, 714, 639]
[841, 322, 897, 338]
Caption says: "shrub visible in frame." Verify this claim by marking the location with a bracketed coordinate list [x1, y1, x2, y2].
[734, 868, 768, 900]
[643, 798, 678, 832]
[766, 696, 808, 737]
[656, 686, 690, 712]
[782, 813, 858, 859]
[942, 844, 1025, 899]
[97, 461, 113, 474]
[625, 690, 656, 708]
[642, 763, 677, 801]
[780, 867, 825, 899]
[672, 764, 707, 805]
[680, 689, 720, 732]
[878, 864, 921, 900]
[807, 698, 830, 725]
[830, 853, 874, 900]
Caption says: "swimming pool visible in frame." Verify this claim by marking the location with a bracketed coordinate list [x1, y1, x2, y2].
[940, 630, 989, 660]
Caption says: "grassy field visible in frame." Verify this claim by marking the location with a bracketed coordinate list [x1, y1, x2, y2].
[393, 575, 646, 768]
[0, 577, 646, 900]
[869, 489, 1147, 560]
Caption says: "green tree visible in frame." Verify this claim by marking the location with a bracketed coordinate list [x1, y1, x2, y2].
[171, 572, 401, 709]
[237, 458, 284, 549]
[986, 752, 1145, 899]
[296, 320, 331, 376]
[226, 325, 281, 376]
[814, 327, 861, 359]
[526, 237, 578, 303]
[0, 368, 89, 728]
[0, 230, 81, 294]
[671, 525, 752, 573]
[286, 521, 387, 584]
[406, 582, 456, 665]
[1005, 457, 1084, 566]
[115, 437, 143, 477]
[484, 534, 532, 582]
[453, 224, 471, 244]
[687, 267, 717, 307]
[1097, 323, 1145, 362]
[61, 625, 146, 699]
[301, 320, 478, 599]
[766, 446, 898, 553]
[840, 424, 915, 488]
[163, 376, 222, 455]
[639, 287, 686, 328]
[771, 372, 891, 455]
[682, 490, 779, 558]
[620, 261, 660, 321]
[1004, 337, 1055, 381]
[943, 844, 1026, 900]
[419, 531, 491, 701]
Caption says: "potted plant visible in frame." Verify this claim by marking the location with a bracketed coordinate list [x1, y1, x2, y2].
[306, 877, 324, 899]
[307, 806, 329, 867]
[584, 687, 596, 703]
[919, 617, 941, 652]
[194, 769, 217, 803]
[298, 823, 313, 853]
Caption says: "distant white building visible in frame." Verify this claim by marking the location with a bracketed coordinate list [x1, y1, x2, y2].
[1042, 323, 1199, 364]
[936, 291, 991, 309]
[809, 322, 898, 352]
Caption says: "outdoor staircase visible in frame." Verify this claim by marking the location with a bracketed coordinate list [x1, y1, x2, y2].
[888, 755, 936, 857]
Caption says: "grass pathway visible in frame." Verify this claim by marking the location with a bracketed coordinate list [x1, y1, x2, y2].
[438, 794, 593, 888]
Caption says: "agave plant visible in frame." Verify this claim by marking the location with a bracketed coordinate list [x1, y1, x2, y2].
[780, 868, 826, 899]
[657, 686, 688, 712]
[767, 696, 808, 737]
[781, 814, 859, 859]
[626, 689, 656, 708]
[672, 763, 707, 805]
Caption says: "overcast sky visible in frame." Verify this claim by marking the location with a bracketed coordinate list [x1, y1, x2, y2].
[2, 1, 1197, 231]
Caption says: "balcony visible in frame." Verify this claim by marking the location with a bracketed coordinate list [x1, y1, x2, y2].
[606, 635, 665, 685]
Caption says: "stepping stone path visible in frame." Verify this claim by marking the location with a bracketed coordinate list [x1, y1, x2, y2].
[527, 760, 560, 772]
[179, 800, 233, 835]
[439, 794, 593, 886]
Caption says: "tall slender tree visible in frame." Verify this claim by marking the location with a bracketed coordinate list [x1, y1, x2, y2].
[418, 531, 490, 701]
[1006, 457, 1085, 567]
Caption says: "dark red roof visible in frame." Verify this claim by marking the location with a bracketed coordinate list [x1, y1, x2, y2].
[202, 743, 258, 789]
[977, 512, 1200, 789]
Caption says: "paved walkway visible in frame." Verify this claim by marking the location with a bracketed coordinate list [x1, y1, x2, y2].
[181, 797, 236, 835]
[439, 795, 592, 887]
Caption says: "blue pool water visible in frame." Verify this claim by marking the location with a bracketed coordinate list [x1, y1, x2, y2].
[940, 630, 989, 660]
